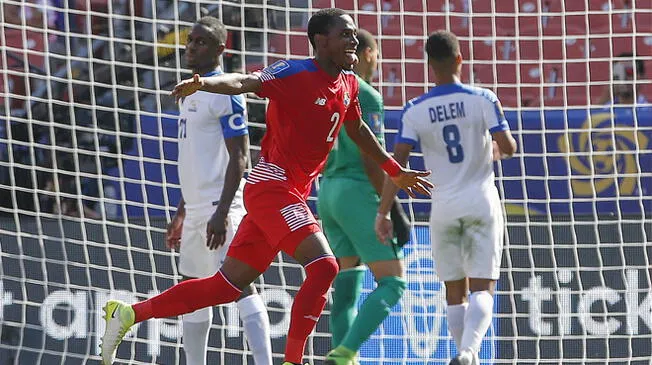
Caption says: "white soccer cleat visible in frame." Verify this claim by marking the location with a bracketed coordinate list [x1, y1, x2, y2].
[100, 300, 136, 365]
[449, 349, 477, 365]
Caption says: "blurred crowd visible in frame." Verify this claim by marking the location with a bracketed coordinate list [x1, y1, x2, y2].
[0, 0, 648, 218]
[0, 0, 294, 217]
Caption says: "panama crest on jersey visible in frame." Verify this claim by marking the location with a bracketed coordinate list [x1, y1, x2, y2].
[343, 92, 350, 106]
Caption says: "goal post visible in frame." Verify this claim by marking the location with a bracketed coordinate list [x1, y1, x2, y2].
[1, 0, 650, 364]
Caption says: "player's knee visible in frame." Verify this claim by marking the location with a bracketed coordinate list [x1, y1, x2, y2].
[208, 271, 242, 303]
[305, 255, 339, 289]
[469, 290, 493, 316]
[332, 287, 356, 308]
[468, 278, 496, 294]
[378, 276, 406, 307]
[239, 283, 258, 298]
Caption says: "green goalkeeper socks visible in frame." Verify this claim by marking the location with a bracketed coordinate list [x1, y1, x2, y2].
[340, 275, 406, 352]
[329, 267, 365, 348]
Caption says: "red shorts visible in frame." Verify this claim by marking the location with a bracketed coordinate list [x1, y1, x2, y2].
[227, 181, 321, 272]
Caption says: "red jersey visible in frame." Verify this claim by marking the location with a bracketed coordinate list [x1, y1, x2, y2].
[247, 59, 362, 198]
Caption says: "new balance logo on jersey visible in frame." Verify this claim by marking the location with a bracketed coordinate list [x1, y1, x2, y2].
[314, 97, 327, 106]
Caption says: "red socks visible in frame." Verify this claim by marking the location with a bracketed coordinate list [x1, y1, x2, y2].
[284, 255, 339, 363]
[132, 271, 241, 323]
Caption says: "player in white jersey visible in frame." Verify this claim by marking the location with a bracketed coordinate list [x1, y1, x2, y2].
[375, 31, 517, 365]
[165, 17, 272, 365]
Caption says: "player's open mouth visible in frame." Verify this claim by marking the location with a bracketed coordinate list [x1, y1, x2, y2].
[344, 50, 358, 65]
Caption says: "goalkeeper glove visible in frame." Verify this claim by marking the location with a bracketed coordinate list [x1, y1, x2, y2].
[390, 198, 411, 247]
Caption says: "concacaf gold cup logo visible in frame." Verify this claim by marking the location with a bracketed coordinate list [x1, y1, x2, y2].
[558, 112, 648, 196]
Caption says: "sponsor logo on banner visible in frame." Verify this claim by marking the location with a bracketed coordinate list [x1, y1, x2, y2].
[559, 112, 648, 196]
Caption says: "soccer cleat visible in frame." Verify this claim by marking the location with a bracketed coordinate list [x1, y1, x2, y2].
[324, 346, 359, 365]
[100, 300, 136, 365]
[449, 349, 476, 365]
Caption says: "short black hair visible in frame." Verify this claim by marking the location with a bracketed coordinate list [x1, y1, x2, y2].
[425, 30, 460, 62]
[356, 28, 376, 55]
[617, 52, 645, 76]
[307, 8, 347, 48]
[196, 16, 227, 45]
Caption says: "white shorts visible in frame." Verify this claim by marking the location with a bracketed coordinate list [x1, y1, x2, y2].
[429, 188, 504, 282]
[178, 193, 246, 278]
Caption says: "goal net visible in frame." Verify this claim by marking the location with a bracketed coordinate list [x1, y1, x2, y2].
[1, 0, 650, 364]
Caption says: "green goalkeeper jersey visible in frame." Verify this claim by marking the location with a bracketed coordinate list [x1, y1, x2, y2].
[322, 75, 384, 181]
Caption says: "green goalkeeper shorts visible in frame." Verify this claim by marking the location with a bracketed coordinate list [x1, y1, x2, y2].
[317, 177, 403, 263]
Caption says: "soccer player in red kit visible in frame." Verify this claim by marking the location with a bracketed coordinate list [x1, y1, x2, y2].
[100, 8, 432, 365]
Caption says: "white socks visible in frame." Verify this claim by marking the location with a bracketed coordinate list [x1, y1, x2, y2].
[460, 290, 494, 353]
[447, 302, 468, 349]
[182, 306, 212, 365]
[237, 294, 273, 365]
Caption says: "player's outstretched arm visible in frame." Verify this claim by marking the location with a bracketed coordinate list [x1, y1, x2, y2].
[344, 118, 433, 198]
[171, 73, 262, 101]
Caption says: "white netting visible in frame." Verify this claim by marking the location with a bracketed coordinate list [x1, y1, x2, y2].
[0, 0, 650, 364]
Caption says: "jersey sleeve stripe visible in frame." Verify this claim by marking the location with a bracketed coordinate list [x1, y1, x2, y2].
[255, 70, 276, 81]
[489, 120, 510, 133]
[492, 102, 503, 119]
[396, 110, 419, 147]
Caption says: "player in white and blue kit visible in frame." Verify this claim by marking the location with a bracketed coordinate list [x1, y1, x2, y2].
[376, 31, 517, 365]
[166, 17, 272, 365]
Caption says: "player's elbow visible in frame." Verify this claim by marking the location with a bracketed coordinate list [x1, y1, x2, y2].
[237, 74, 262, 94]
[222, 80, 246, 95]
[232, 152, 248, 172]
[501, 138, 517, 157]
[239, 154, 249, 171]
[343, 119, 362, 140]
[492, 131, 517, 158]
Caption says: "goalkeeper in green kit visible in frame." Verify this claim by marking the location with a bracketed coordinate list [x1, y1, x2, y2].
[317, 29, 411, 365]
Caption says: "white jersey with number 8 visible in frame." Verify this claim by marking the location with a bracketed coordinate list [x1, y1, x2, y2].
[397, 82, 510, 281]
[397, 82, 509, 208]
